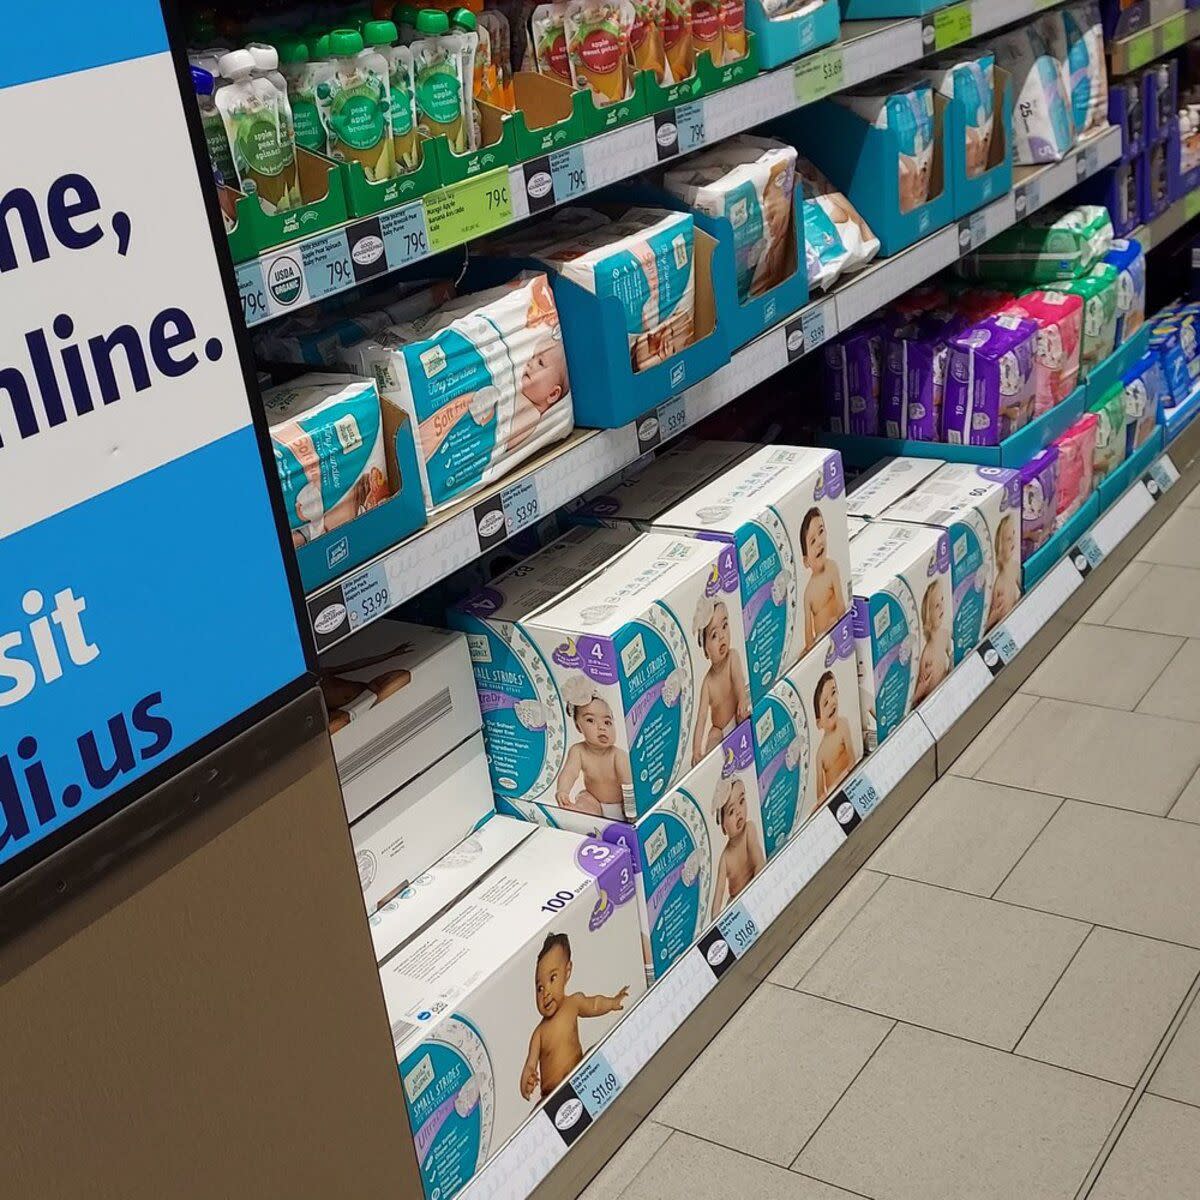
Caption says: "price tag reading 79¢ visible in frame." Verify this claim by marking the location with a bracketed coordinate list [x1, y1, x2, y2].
[236, 260, 268, 327]
[425, 169, 513, 253]
[794, 45, 844, 105]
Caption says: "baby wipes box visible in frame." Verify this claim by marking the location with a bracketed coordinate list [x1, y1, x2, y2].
[846, 455, 944, 519]
[881, 463, 1023, 664]
[520, 532, 751, 819]
[386, 825, 644, 1200]
[752, 613, 863, 857]
[850, 519, 952, 748]
[652, 445, 853, 702]
[448, 525, 639, 809]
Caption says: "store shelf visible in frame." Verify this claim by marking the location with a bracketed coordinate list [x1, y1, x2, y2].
[457, 421, 1199, 1200]
[236, 2, 1070, 329]
[1130, 185, 1200, 250]
[304, 124, 1121, 653]
[1108, 3, 1200, 75]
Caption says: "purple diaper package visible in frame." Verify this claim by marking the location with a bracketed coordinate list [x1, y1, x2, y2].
[1019, 445, 1059, 561]
[825, 319, 885, 435]
[943, 313, 1039, 446]
[881, 310, 962, 441]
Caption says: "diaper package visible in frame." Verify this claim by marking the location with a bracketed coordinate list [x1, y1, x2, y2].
[835, 76, 937, 214]
[386, 823, 645, 1200]
[1052, 411, 1099, 526]
[1148, 309, 1200, 406]
[263, 373, 391, 547]
[824, 319, 885, 435]
[882, 463, 1023, 663]
[846, 455, 944, 520]
[847, 515, 868, 539]
[663, 135, 798, 303]
[652, 445, 852, 701]
[534, 207, 697, 372]
[1004, 289, 1084, 416]
[1121, 350, 1168, 453]
[849, 520, 952, 748]
[917, 52, 995, 179]
[1089, 384, 1128, 483]
[1059, 3, 1108, 138]
[448, 525, 638, 809]
[1048, 264, 1119, 376]
[345, 274, 574, 514]
[993, 20, 1075, 164]
[958, 204, 1113, 284]
[881, 309, 963, 441]
[498, 721, 764, 983]
[1103, 238, 1146, 346]
[795, 157, 880, 291]
[1020, 446, 1059, 560]
[943, 314, 1039, 446]
[752, 612, 862, 856]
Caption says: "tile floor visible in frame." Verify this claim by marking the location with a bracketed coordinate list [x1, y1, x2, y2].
[578, 499, 1200, 1200]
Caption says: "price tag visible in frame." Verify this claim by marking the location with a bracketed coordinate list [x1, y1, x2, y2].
[571, 1052, 622, 1122]
[675, 100, 706, 154]
[793, 45, 844, 106]
[380, 200, 431, 267]
[301, 229, 355, 302]
[549, 144, 588, 203]
[236, 259, 268, 327]
[802, 304, 828, 353]
[653, 108, 681, 161]
[845, 772, 880, 818]
[1068, 534, 1103, 577]
[957, 211, 987, 253]
[341, 562, 391, 632]
[500, 476, 540, 534]
[425, 168, 513, 253]
[657, 394, 687, 441]
[716, 902, 759, 958]
[925, 1, 971, 52]
[1162, 13, 1186, 53]
[990, 626, 1019, 664]
[1144, 458, 1178, 499]
[1125, 28, 1155, 72]
[1014, 176, 1041, 218]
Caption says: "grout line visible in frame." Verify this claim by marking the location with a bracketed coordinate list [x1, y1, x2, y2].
[605, 1127, 677, 1200]
[1165, 764, 1200, 821]
[990, 796, 1067, 899]
[1009, 925, 1096, 1054]
[1128, 636, 1190, 712]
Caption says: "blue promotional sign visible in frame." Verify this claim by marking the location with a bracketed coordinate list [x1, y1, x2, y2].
[0, 4, 310, 884]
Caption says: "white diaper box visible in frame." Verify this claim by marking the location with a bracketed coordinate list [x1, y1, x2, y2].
[320, 621, 492, 913]
[846, 455, 945, 519]
[385, 823, 645, 1200]
[880, 463, 1022, 664]
[652, 445, 853, 705]
[847, 515, 869, 539]
[752, 613, 863, 857]
[850, 520, 953, 750]
[497, 721, 764, 983]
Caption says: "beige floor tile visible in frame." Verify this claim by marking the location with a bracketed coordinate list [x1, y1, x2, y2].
[1169, 769, 1200, 823]
[1015, 927, 1200, 1085]
[1081, 560, 1152, 625]
[1150, 992, 1200, 1107]
[1137, 505, 1200, 568]
[794, 1024, 1127, 1200]
[621, 1130, 866, 1200]
[577, 1121, 672, 1200]
[867, 776, 1059, 897]
[1088, 1095, 1200, 1200]
[1137, 638, 1200, 722]
[1186, 483, 1200, 507]
[1021, 624, 1183, 710]
[799, 876, 1088, 1049]
[652, 984, 891, 1166]
[1105, 564, 1200, 638]
[974, 697, 1200, 816]
[997, 801, 1200, 947]
[768, 870, 887, 989]
[946, 692, 1038, 778]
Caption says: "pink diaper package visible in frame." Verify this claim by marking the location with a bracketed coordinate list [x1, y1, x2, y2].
[1052, 412, 1099, 528]
[825, 319, 885, 435]
[1005, 289, 1084, 416]
[943, 313, 1039, 445]
[1019, 445, 1058, 560]
[881, 310, 964, 441]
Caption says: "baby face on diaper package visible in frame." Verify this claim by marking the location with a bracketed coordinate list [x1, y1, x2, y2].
[344, 273, 574, 515]
[1004, 289, 1084, 416]
[385, 823, 644, 1200]
[994, 19, 1075, 164]
[918, 52, 995, 179]
[824, 318, 885, 436]
[943, 314, 1039, 446]
[1059, 2, 1109, 139]
[1020, 446, 1059, 561]
[652, 445, 852, 702]
[1089, 384, 1128, 483]
[882, 463, 1023, 662]
[849, 519, 952, 749]
[795, 156, 880, 292]
[1121, 351, 1168, 453]
[753, 613, 862, 856]
[263, 373, 391, 548]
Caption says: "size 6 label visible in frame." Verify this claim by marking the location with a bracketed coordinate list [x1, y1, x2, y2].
[794, 45, 844, 106]
[302, 229, 354, 302]
[549, 144, 587, 203]
[425, 169, 512, 252]
[572, 1052, 622, 1121]
[500, 477, 540, 534]
[380, 200, 430, 267]
[675, 100, 706, 154]
[716, 902, 759, 958]
[236, 259, 268, 327]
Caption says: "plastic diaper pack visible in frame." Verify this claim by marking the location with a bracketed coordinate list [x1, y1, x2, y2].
[882, 463, 1023, 663]
[1004, 289, 1084, 416]
[943, 313, 1039, 446]
[1103, 238, 1146, 346]
[385, 822, 644, 1200]
[262, 373, 391, 548]
[1089, 384, 1127, 483]
[752, 612, 862, 856]
[835, 76, 936, 213]
[849, 520, 952, 748]
[958, 204, 1113, 284]
[652, 445, 852, 701]
[1052, 412, 1099, 526]
[993, 18, 1075, 164]
[343, 273, 574, 514]
[881, 308, 964, 441]
[534, 207, 697, 371]
[1121, 350, 1167, 453]
[1048, 264, 1118, 376]
[795, 157, 880, 291]
[663, 135, 797, 303]
[824, 318, 885, 435]
[1059, 2, 1108, 138]
[917, 52, 995, 179]
[1148, 306, 1200, 406]
[1020, 446, 1059, 560]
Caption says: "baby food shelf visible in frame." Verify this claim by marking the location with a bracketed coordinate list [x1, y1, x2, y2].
[455, 429, 1197, 1200]
[1108, 2, 1200, 75]
[234, 1, 1072, 331]
[1130, 181, 1200, 249]
[304, 125, 1121, 653]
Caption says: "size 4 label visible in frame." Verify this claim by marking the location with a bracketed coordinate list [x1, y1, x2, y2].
[572, 1052, 622, 1121]
[425, 169, 512, 253]
[794, 45, 844, 106]
[716, 901, 759, 958]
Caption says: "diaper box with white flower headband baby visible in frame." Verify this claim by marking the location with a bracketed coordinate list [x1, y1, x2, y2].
[497, 720, 764, 984]
[849, 519, 953, 748]
[752, 612, 863, 858]
[651, 444, 853, 704]
[880, 463, 1023, 665]
[319, 620, 490, 914]
[383, 822, 644, 1200]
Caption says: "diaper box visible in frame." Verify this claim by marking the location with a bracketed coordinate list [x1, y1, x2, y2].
[752, 612, 863, 857]
[849, 519, 952, 748]
[497, 721, 764, 983]
[652, 445, 852, 702]
[386, 824, 644, 1200]
[745, 0, 840, 71]
[993, 18, 1075, 165]
[847, 515, 869, 539]
[846, 456, 944, 519]
[881, 463, 1023, 663]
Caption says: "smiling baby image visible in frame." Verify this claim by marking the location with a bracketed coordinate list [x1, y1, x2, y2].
[508, 329, 570, 451]
[692, 598, 751, 765]
[801, 506, 848, 653]
[814, 669, 856, 805]
[710, 776, 765, 919]
[913, 576, 952, 705]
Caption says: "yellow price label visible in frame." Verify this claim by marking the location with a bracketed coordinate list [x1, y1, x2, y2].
[425, 168, 514, 253]
[932, 2, 972, 52]
[1125, 28, 1156, 72]
[1161, 13, 1186, 54]
[794, 45, 844, 106]
[1185, 188, 1200, 223]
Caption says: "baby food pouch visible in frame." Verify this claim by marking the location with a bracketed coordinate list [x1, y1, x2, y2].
[629, 0, 667, 82]
[918, 53, 994, 179]
[192, 65, 237, 186]
[691, 0, 722, 66]
[316, 28, 397, 181]
[447, 10, 482, 149]
[720, 0, 746, 62]
[565, 0, 635, 106]
[993, 22, 1075, 164]
[363, 21, 421, 171]
[277, 37, 329, 153]
[479, 9, 514, 106]
[532, 2, 573, 84]
[216, 49, 302, 213]
[246, 42, 289, 97]
[411, 13, 471, 153]
[662, 0, 694, 84]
